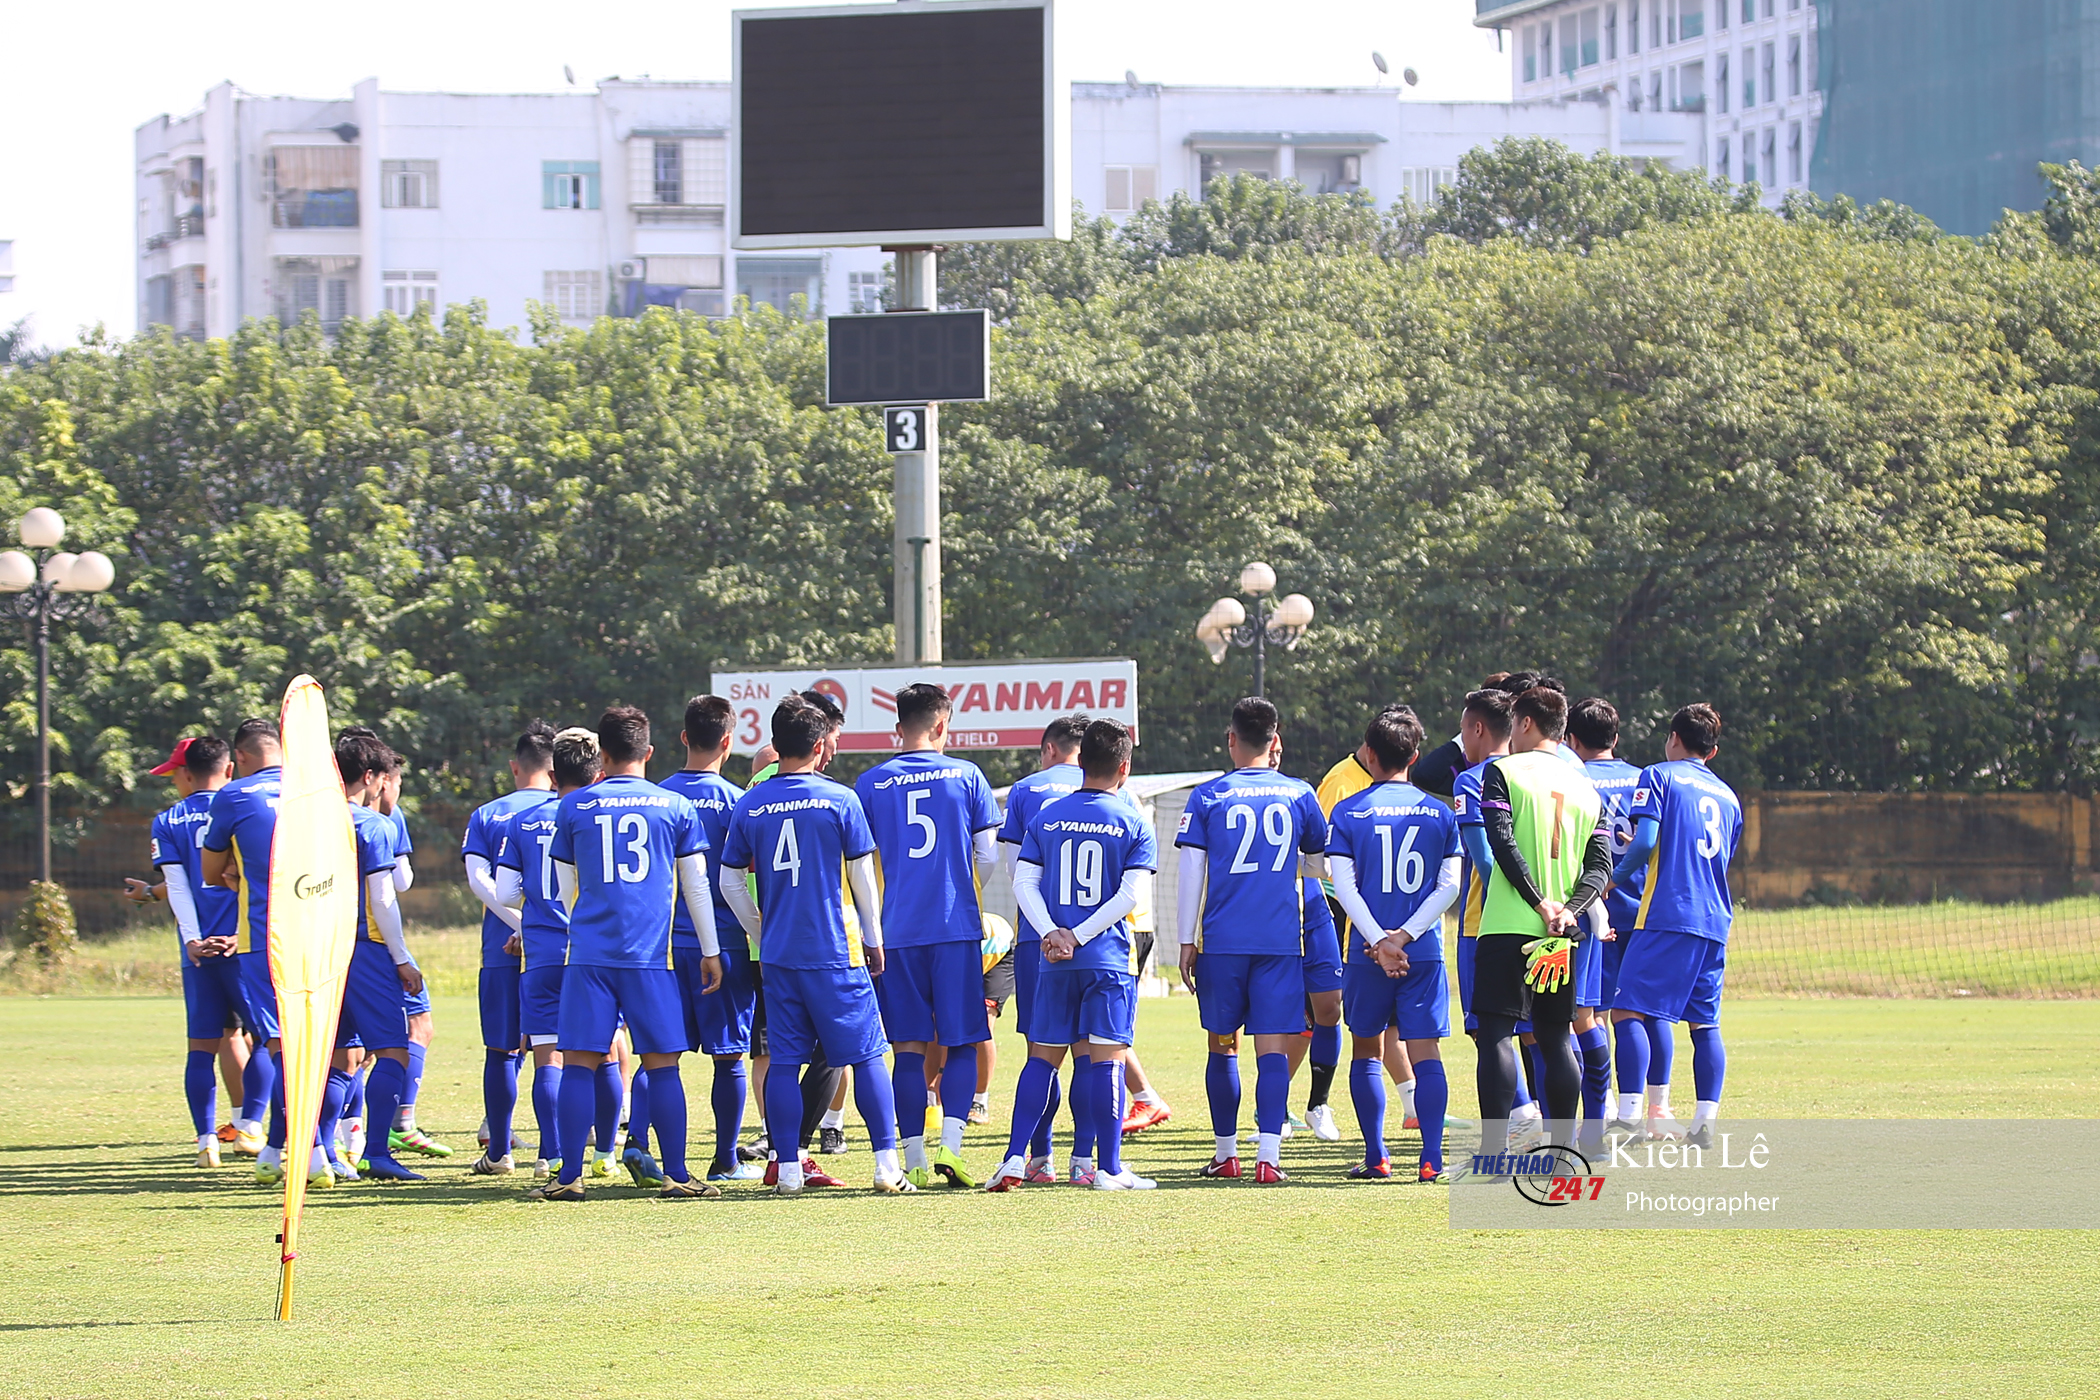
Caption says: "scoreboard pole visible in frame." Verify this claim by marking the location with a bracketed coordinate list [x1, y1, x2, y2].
[888, 245, 941, 664]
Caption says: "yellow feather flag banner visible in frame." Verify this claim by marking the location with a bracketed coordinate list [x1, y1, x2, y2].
[266, 675, 357, 1321]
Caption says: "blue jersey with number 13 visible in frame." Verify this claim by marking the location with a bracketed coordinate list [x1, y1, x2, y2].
[549, 775, 706, 969]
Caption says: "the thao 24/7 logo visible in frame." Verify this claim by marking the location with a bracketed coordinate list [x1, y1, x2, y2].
[1470, 1144, 1603, 1205]
[292, 872, 336, 900]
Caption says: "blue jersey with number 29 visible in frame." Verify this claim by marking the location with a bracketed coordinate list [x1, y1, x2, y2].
[550, 775, 706, 969]
[1629, 758, 1743, 944]
[1177, 768, 1328, 956]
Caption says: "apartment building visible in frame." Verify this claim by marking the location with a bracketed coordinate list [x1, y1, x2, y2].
[1476, 0, 1823, 201]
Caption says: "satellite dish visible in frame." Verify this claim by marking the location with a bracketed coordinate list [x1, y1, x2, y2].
[1404, 67, 1419, 87]
[1125, 69, 1139, 87]
[563, 65, 576, 86]
[1372, 51, 1389, 75]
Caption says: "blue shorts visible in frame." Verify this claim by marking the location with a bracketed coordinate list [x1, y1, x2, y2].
[336, 942, 412, 1051]
[1301, 921, 1344, 996]
[1457, 936, 1529, 1034]
[479, 965, 521, 1049]
[1194, 951, 1303, 1036]
[1573, 933, 1604, 1009]
[238, 950, 279, 1041]
[1599, 928, 1633, 1008]
[1342, 953, 1451, 1041]
[559, 964, 688, 1056]
[1013, 938, 1043, 1039]
[521, 964, 564, 1040]
[678, 947, 759, 1057]
[404, 984, 432, 1017]
[761, 963, 888, 1067]
[874, 939, 991, 1047]
[1612, 928, 1726, 1025]
[1032, 967, 1138, 1046]
[182, 954, 246, 1040]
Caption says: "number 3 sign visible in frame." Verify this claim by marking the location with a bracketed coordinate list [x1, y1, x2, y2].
[884, 405, 928, 453]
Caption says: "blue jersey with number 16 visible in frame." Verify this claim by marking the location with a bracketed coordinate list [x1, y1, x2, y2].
[1323, 781, 1460, 962]
[549, 775, 706, 969]
[1584, 757, 1645, 930]
[1177, 768, 1329, 956]
[1630, 758, 1743, 944]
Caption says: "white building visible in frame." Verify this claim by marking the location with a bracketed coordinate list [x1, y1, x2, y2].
[0, 240, 13, 295]
[1475, 0, 1824, 199]
[137, 73, 1708, 340]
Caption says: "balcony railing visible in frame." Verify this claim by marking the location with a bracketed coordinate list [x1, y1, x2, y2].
[272, 190, 359, 229]
[142, 213, 205, 251]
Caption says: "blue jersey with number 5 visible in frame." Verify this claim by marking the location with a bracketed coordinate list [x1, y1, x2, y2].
[855, 750, 998, 948]
[722, 772, 876, 970]
[1018, 788, 1158, 973]
[1323, 781, 1460, 961]
[1629, 759, 1742, 943]
[1177, 768, 1328, 956]
[549, 775, 706, 969]
[497, 790, 569, 968]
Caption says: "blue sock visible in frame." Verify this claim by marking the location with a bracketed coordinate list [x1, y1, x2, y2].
[240, 1044, 272, 1125]
[1206, 1051, 1241, 1140]
[939, 1045, 977, 1126]
[1312, 1021, 1341, 1068]
[1091, 1059, 1124, 1176]
[346, 1062, 367, 1124]
[401, 1042, 426, 1124]
[267, 1049, 288, 1149]
[1070, 1052, 1095, 1158]
[483, 1049, 520, 1159]
[1415, 1059, 1450, 1174]
[1029, 1069, 1061, 1159]
[1349, 1059, 1386, 1163]
[627, 1068, 653, 1157]
[711, 1059, 746, 1170]
[764, 1064, 803, 1162]
[556, 1063, 598, 1184]
[1646, 1018, 1675, 1093]
[364, 1058, 409, 1163]
[593, 1061, 621, 1153]
[1690, 1025, 1726, 1104]
[1615, 1019, 1651, 1104]
[893, 1050, 928, 1143]
[1254, 1052, 1290, 1136]
[1577, 1026, 1611, 1125]
[184, 1050, 217, 1138]
[531, 1063, 562, 1161]
[1007, 1057, 1057, 1160]
[851, 1056, 899, 1152]
[650, 1064, 689, 1182]
[319, 1068, 351, 1162]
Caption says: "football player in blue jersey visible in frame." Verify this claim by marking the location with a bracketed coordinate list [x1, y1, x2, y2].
[200, 718, 291, 1186]
[855, 683, 1001, 1188]
[461, 721, 556, 1175]
[994, 718, 1159, 1192]
[1609, 704, 1743, 1149]
[1178, 697, 1330, 1184]
[643, 694, 761, 1185]
[1566, 696, 1657, 1144]
[720, 696, 910, 1195]
[1325, 708, 1464, 1182]
[143, 736, 247, 1167]
[527, 706, 723, 1202]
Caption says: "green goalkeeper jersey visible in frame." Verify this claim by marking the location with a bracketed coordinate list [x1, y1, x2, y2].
[1476, 749, 1604, 939]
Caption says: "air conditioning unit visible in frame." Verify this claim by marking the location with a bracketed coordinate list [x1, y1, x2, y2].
[617, 259, 647, 281]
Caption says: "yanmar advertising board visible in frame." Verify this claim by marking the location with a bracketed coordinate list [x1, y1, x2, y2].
[709, 659, 1139, 753]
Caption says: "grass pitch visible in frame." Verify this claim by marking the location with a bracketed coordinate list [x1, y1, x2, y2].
[0, 989, 2094, 1400]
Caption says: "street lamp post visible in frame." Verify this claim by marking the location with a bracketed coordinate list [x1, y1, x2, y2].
[1194, 561, 1315, 698]
[0, 509, 117, 885]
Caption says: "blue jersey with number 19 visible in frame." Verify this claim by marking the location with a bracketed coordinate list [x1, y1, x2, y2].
[549, 775, 706, 969]
[1323, 781, 1460, 961]
[1018, 788, 1158, 973]
[1177, 768, 1329, 956]
[722, 772, 876, 969]
[855, 750, 999, 947]
[1629, 758, 1743, 943]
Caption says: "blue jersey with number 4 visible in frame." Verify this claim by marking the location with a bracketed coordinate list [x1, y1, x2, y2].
[1630, 759, 1743, 943]
[1323, 781, 1460, 961]
[855, 750, 999, 948]
[1018, 788, 1158, 973]
[1177, 768, 1329, 956]
[550, 775, 706, 969]
[1583, 757, 1645, 930]
[497, 791, 568, 968]
[722, 772, 876, 970]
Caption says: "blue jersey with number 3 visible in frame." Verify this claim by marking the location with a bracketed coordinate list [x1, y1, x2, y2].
[1177, 768, 1329, 956]
[1018, 788, 1158, 973]
[1629, 759, 1743, 943]
[722, 772, 876, 970]
[1323, 781, 1460, 961]
[855, 750, 999, 948]
[549, 775, 706, 969]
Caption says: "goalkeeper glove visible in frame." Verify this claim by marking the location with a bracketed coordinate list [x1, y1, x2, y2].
[1520, 937, 1573, 994]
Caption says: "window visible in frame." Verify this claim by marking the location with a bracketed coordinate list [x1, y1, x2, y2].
[1606, 5, 1618, 59]
[1104, 164, 1159, 211]
[848, 270, 884, 314]
[268, 145, 359, 228]
[383, 270, 440, 315]
[1718, 0, 1728, 28]
[542, 161, 601, 211]
[653, 141, 683, 205]
[1199, 152, 1274, 188]
[1524, 24, 1538, 82]
[736, 258, 822, 317]
[1295, 153, 1361, 194]
[1788, 121, 1803, 182]
[1744, 47, 1757, 106]
[1717, 52, 1730, 112]
[1742, 132, 1757, 184]
[1651, 3, 1662, 49]
[1668, 66, 1679, 109]
[1650, 70, 1664, 111]
[1678, 61, 1705, 110]
[1762, 0, 1773, 15]
[1401, 167, 1457, 205]
[275, 257, 355, 329]
[1542, 21, 1556, 75]
[1716, 139, 1731, 180]
[1560, 14, 1579, 74]
[1741, 0, 1752, 20]
[1681, 3, 1703, 40]
[1764, 127, 1778, 187]
[1580, 7, 1600, 66]
[1788, 34, 1802, 95]
[1629, 2, 1640, 53]
[627, 136, 727, 208]
[543, 270, 604, 319]
[1762, 42, 1775, 104]
[380, 160, 438, 209]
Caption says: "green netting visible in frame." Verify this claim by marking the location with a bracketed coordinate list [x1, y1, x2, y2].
[1813, 0, 2100, 235]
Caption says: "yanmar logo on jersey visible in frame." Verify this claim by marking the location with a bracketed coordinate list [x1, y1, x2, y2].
[1041, 818, 1127, 836]
[870, 766, 971, 791]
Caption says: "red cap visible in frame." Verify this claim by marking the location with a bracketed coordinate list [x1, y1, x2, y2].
[149, 737, 198, 777]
